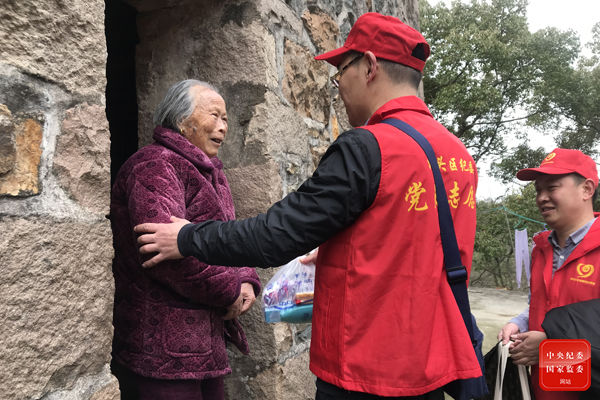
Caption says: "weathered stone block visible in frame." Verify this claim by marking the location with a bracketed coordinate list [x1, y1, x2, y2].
[226, 160, 282, 219]
[41, 366, 119, 400]
[0, 104, 43, 197]
[277, 350, 314, 399]
[333, 97, 352, 134]
[219, 81, 270, 170]
[0, 104, 16, 175]
[243, 91, 316, 193]
[90, 375, 120, 400]
[0, 1, 106, 98]
[255, 0, 304, 40]
[230, 350, 313, 400]
[282, 39, 330, 124]
[53, 103, 111, 215]
[135, 3, 278, 146]
[310, 144, 329, 169]
[0, 217, 113, 398]
[301, 9, 339, 53]
[0, 216, 114, 400]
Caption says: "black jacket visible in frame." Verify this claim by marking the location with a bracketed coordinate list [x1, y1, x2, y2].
[178, 128, 381, 268]
[542, 299, 600, 398]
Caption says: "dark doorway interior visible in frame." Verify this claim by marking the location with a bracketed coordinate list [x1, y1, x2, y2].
[105, 0, 139, 185]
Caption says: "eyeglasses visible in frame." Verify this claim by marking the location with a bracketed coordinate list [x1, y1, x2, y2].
[330, 54, 363, 88]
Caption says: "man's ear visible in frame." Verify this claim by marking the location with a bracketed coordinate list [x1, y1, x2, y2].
[582, 179, 596, 201]
[364, 51, 378, 83]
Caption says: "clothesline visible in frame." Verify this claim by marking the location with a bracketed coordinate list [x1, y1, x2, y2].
[479, 206, 546, 227]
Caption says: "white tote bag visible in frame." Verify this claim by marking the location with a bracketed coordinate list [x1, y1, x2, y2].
[493, 342, 531, 400]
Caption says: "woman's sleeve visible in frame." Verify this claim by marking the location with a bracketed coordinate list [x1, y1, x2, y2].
[125, 158, 241, 308]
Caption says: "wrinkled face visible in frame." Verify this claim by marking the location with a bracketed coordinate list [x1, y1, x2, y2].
[534, 174, 586, 231]
[179, 86, 227, 158]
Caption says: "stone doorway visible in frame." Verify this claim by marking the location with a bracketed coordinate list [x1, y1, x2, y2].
[105, 0, 139, 184]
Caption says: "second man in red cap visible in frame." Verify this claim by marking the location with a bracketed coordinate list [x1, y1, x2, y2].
[500, 148, 599, 400]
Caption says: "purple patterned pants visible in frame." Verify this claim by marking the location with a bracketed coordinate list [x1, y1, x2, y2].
[112, 361, 225, 400]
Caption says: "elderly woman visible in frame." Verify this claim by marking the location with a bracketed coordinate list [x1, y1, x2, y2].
[110, 80, 260, 400]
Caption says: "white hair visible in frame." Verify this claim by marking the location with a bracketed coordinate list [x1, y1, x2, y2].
[153, 79, 220, 131]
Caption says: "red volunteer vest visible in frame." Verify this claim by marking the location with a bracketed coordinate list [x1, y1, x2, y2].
[529, 217, 600, 400]
[310, 97, 481, 396]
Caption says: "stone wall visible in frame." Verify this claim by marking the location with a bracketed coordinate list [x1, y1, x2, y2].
[130, 1, 419, 399]
[0, 0, 418, 399]
[0, 1, 118, 399]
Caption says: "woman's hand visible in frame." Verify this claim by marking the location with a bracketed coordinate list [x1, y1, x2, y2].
[222, 294, 243, 320]
[223, 283, 256, 320]
[239, 282, 256, 315]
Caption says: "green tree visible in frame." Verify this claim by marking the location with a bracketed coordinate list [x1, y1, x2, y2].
[488, 144, 546, 184]
[420, 0, 582, 164]
[528, 22, 600, 152]
[471, 183, 544, 288]
[491, 22, 600, 182]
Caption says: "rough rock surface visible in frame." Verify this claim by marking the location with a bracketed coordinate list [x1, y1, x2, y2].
[135, 3, 277, 146]
[0, 109, 43, 197]
[53, 104, 111, 215]
[89, 375, 120, 400]
[301, 9, 339, 53]
[0, 1, 107, 99]
[226, 161, 283, 219]
[42, 366, 119, 400]
[0, 104, 16, 175]
[0, 217, 114, 400]
[282, 39, 330, 124]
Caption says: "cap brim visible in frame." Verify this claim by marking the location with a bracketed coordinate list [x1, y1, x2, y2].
[516, 166, 577, 181]
[314, 46, 351, 67]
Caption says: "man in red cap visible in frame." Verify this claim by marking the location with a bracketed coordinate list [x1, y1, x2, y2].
[135, 13, 481, 399]
[499, 148, 599, 400]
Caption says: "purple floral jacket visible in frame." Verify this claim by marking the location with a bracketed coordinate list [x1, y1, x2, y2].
[110, 126, 261, 380]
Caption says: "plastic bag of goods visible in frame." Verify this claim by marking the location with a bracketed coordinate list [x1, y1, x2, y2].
[262, 256, 315, 323]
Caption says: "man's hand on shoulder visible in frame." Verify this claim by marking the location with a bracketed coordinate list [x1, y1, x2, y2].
[135, 216, 191, 267]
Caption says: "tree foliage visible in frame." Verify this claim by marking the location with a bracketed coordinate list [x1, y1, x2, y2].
[419, 0, 597, 173]
[472, 183, 544, 288]
[489, 144, 546, 184]
[527, 22, 600, 152]
[420, 1, 600, 286]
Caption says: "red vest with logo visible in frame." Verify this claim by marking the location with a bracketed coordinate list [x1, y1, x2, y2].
[310, 97, 481, 396]
[529, 216, 600, 400]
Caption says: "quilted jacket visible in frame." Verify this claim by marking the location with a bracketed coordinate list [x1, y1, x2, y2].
[110, 126, 260, 380]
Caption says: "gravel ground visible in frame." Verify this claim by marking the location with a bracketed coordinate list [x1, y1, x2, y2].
[438, 288, 529, 399]
[469, 286, 529, 353]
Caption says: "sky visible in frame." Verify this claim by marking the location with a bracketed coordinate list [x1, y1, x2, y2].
[427, 0, 600, 200]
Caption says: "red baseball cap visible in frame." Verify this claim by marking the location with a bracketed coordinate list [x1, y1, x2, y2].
[516, 148, 599, 188]
[314, 12, 430, 72]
